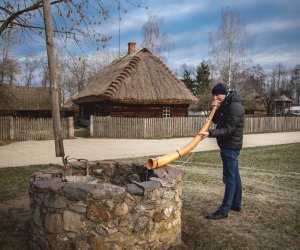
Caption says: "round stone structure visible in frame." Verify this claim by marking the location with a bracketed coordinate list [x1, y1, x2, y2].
[29, 160, 182, 250]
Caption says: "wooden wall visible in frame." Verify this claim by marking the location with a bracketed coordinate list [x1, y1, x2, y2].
[0, 110, 52, 118]
[80, 101, 189, 118]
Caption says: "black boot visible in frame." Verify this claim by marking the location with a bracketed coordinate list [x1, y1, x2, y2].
[230, 206, 241, 212]
[205, 209, 228, 220]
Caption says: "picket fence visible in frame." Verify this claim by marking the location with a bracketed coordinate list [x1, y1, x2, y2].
[0, 116, 74, 141]
[91, 115, 300, 139]
[1, 116, 299, 141]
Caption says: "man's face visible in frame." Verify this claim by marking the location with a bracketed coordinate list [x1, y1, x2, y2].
[213, 94, 226, 103]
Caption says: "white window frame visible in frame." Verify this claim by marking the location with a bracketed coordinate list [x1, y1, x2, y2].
[162, 107, 171, 118]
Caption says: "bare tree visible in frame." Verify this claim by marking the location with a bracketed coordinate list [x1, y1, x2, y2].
[0, 29, 20, 85]
[142, 15, 174, 62]
[39, 57, 50, 87]
[209, 6, 251, 88]
[65, 56, 90, 92]
[23, 57, 39, 86]
[1, 1, 146, 52]
[290, 65, 300, 105]
[0, 57, 20, 86]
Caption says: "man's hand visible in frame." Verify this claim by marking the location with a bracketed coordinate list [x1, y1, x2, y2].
[212, 99, 220, 107]
[199, 131, 209, 139]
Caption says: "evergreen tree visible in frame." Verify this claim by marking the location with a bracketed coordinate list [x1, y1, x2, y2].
[194, 62, 212, 115]
[195, 62, 211, 95]
[182, 68, 195, 94]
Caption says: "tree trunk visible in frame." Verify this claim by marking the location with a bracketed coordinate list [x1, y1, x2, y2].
[42, 0, 65, 157]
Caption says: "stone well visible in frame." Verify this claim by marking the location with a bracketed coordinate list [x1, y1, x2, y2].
[29, 160, 182, 250]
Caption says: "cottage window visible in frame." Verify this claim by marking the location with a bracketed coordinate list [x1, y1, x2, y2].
[162, 107, 171, 118]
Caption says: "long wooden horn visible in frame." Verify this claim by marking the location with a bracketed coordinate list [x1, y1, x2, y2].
[146, 105, 218, 169]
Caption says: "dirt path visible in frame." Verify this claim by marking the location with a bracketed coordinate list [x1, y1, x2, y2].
[0, 131, 300, 168]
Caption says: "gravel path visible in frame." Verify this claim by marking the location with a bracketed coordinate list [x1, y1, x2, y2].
[0, 131, 299, 168]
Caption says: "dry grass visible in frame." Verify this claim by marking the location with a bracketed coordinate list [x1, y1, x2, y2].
[173, 143, 300, 249]
[0, 143, 299, 249]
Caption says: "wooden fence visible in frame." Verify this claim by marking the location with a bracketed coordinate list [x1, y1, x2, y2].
[0, 116, 74, 141]
[91, 115, 300, 139]
[1, 116, 299, 141]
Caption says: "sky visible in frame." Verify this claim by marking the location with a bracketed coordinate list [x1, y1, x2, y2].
[98, 0, 300, 72]
[11, 0, 300, 73]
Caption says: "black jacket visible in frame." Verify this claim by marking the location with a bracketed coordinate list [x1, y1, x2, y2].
[209, 91, 245, 150]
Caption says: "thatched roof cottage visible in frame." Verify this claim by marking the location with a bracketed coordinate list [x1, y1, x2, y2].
[0, 86, 51, 117]
[72, 42, 197, 118]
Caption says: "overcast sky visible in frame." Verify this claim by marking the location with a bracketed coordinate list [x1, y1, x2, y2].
[98, 0, 300, 72]
[13, 0, 300, 73]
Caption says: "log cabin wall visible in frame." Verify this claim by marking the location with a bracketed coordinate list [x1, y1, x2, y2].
[0, 110, 52, 118]
[80, 101, 189, 118]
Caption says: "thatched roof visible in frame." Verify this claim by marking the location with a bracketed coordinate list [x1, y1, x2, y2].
[0, 86, 51, 110]
[62, 98, 78, 111]
[275, 95, 293, 102]
[72, 48, 197, 105]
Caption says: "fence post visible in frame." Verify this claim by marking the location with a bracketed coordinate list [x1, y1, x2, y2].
[9, 116, 14, 140]
[90, 115, 94, 137]
[67, 117, 74, 138]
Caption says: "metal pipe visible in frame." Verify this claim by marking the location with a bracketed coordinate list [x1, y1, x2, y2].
[146, 105, 218, 169]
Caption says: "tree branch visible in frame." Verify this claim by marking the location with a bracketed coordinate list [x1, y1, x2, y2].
[0, 0, 63, 35]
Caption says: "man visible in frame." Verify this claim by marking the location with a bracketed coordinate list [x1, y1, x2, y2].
[200, 82, 245, 219]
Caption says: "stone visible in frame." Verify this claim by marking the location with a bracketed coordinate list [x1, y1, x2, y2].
[29, 161, 182, 249]
[65, 175, 97, 184]
[68, 201, 87, 213]
[124, 193, 136, 206]
[63, 211, 85, 232]
[90, 235, 106, 250]
[125, 183, 144, 195]
[117, 161, 132, 168]
[93, 169, 103, 175]
[92, 183, 125, 200]
[163, 190, 175, 199]
[86, 203, 111, 222]
[127, 173, 141, 182]
[164, 166, 182, 182]
[76, 241, 90, 250]
[153, 211, 163, 222]
[32, 206, 42, 226]
[114, 203, 128, 216]
[44, 194, 67, 209]
[96, 225, 118, 236]
[163, 206, 173, 217]
[134, 216, 150, 232]
[33, 173, 53, 181]
[136, 180, 161, 192]
[44, 213, 63, 233]
[154, 165, 181, 182]
[104, 200, 115, 210]
[62, 182, 95, 201]
[150, 177, 174, 187]
[32, 177, 63, 192]
[69, 161, 86, 169]
[94, 162, 117, 180]
[142, 200, 157, 210]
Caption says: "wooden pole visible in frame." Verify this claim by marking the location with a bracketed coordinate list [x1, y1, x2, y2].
[42, 0, 65, 157]
[9, 116, 14, 140]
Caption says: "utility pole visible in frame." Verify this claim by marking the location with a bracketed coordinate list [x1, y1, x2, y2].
[42, 0, 65, 159]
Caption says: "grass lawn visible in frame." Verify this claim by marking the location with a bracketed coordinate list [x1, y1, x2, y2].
[0, 143, 299, 249]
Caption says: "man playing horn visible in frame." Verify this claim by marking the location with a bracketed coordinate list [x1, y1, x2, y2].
[200, 83, 245, 220]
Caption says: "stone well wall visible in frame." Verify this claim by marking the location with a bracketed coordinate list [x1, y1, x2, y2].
[29, 161, 182, 250]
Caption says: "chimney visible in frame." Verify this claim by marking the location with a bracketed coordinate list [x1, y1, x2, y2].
[128, 42, 136, 55]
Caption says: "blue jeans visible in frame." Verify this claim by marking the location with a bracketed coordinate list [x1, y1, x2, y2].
[219, 149, 242, 214]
